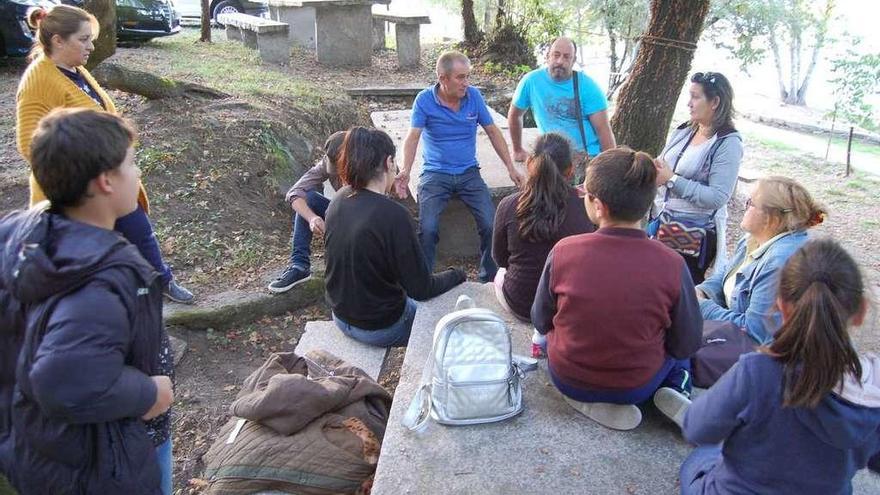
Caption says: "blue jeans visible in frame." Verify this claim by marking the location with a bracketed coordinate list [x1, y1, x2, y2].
[156, 438, 173, 495]
[679, 444, 721, 495]
[550, 356, 692, 405]
[333, 297, 417, 347]
[114, 205, 172, 285]
[417, 167, 497, 282]
[289, 190, 330, 272]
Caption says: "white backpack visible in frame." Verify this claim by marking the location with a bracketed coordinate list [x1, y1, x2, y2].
[403, 295, 525, 430]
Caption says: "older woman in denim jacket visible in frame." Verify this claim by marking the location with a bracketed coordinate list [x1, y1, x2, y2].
[652, 72, 743, 284]
[696, 176, 827, 344]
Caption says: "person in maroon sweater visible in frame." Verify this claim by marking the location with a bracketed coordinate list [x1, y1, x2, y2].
[532, 148, 702, 430]
[492, 132, 594, 322]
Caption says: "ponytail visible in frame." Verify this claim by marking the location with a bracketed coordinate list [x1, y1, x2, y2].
[766, 239, 864, 408]
[515, 132, 573, 242]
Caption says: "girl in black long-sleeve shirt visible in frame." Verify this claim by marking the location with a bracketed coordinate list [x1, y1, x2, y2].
[324, 127, 465, 347]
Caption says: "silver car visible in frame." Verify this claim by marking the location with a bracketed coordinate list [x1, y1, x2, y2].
[172, 0, 266, 25]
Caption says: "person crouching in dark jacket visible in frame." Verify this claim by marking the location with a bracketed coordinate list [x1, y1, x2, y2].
[0, 108, 173, 495]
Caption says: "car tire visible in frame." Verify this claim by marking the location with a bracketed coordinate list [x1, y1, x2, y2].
[212, 0, 243, 24]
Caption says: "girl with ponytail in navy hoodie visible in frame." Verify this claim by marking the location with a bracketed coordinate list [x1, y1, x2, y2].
[680, 238, 880, 494]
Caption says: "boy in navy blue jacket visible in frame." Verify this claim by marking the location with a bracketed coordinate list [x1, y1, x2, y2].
[0, 108, 173, 495]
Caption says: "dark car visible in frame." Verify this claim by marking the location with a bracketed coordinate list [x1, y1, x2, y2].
[0, 0, 48, 57]
[63, 0, 180, 41]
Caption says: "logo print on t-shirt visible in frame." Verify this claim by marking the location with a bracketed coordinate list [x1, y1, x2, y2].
[545, 97, 579, 124]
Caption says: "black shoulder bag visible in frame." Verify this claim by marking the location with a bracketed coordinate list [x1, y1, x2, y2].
[571, 71, 590, 183]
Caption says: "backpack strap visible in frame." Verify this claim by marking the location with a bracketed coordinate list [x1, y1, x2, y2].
[572, 71, 589, 158]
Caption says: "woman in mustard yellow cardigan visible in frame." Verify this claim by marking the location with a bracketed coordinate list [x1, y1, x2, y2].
[16, 5, 193, 304]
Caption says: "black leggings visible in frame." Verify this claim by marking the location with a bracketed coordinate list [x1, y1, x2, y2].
[682, 229, 718, 285]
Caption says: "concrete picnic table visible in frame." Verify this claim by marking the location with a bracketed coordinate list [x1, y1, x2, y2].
[264, 0, 390, 66]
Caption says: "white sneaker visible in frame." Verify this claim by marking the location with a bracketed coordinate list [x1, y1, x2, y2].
[653, 387, 692, 428]
[563, 396, 642, 431]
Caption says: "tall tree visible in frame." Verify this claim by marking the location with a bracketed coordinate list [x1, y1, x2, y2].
[610, 0, 710, 156]
[83, 0, 115, 69]
[585, 0, 649, 99]
[462, 0, 483, 47]
[708, 0, 835, 106]
[200, 0, 212, 42]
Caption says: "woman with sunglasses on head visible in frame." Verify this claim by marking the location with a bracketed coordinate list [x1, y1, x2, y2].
[650, 72, 743, 284]
[680, 238, 880, 495]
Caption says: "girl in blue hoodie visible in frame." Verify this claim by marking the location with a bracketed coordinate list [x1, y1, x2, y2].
[680, 238, 880, 494]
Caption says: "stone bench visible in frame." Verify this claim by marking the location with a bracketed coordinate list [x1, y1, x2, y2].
[217, 13, 290, 65]
[294, 320, 388, 380]
[372, 109, 541, 259]
[371, 8, 430, 68]
[371, 282, 880, 493]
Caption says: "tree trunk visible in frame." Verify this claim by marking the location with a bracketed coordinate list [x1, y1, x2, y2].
[83, 0, 115, 69]
[462, 0, 483, 48]
[92, 63, 229, 100]
[768, 31, 789, 101]
[610, 0, 710, 156]
[200, 0, 212, 42]
[795, 0, 834, 107]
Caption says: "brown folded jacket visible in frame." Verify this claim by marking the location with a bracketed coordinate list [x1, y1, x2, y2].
[204, 350, 392, 495]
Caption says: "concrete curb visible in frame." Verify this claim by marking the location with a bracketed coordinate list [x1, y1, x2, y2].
[163, 277, 325, 330]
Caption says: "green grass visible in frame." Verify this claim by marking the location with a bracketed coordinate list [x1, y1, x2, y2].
[829, 136, 880, 158]
[147, 29, 329, 108]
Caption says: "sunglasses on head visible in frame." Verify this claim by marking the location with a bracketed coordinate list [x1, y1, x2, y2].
[692, 72, 718, 86]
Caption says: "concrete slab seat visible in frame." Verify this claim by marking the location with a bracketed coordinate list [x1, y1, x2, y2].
[372, 109, 540, 258]
[294, 320, 388, 380]
[370, 8, 430, 68]
[218, 13, 290, 65]
[370, 282, 880, 493]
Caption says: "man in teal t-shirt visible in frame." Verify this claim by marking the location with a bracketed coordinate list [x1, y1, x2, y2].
[508, 37, 616, 180]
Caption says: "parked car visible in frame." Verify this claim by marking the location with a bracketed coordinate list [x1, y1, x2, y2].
[173, 0, 266, 25]
[0, 0, 51, 57]
[62, 0, 181, 42]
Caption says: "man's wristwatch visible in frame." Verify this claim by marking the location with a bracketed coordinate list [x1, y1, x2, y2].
[665, 174, 678, 189]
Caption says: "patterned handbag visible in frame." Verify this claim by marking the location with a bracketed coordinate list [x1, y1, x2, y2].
[649, 212, 706, 257]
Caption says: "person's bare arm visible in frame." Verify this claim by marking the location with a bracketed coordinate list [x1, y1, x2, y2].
[588, 110, 616, 151]
[291, 197, 325, 235]
[507, 105, 529, 162]
[394, 127, 422, 199]
[484, 124, 524, 188]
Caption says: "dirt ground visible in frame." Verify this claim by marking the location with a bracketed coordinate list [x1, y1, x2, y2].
[2, 28, 879, 494]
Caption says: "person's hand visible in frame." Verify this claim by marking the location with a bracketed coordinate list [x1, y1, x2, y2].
[513, 149, 529, 163]
[309, 216, 325, 236]
[654, 158, 673, 186]
[393, 170, 411, 199]
[508, 168, 525, 189]
[143, 375, 173, 421]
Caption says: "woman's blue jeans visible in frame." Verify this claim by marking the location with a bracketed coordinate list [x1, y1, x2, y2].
[333, 298, 418, 348]
[114, 205, 172, 285]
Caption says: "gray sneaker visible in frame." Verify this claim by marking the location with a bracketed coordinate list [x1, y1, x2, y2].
[267, 265, 311, 294]
[163, 279, 194, 304]
[563, 396, 642, 431]
[653, 387, 692, 428]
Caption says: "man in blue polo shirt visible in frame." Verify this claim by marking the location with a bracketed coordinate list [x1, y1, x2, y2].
[508, 37, 616, 182]
[394, 51, 524, 283]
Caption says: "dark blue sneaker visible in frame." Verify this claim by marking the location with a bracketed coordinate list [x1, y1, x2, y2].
[267, 265, 311, 294]
[164, 279, 195, 304]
